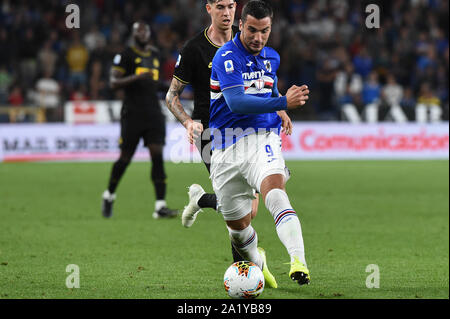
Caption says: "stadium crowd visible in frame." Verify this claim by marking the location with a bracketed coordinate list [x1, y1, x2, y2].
[0, 0, 448, 122]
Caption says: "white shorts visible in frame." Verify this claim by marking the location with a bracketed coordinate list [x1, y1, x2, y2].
[210, 131, 286, 221]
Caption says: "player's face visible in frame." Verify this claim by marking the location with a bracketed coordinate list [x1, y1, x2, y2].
[207, 0, 236, 31]
[133, 24, 150, 47]
[239, 15, 271, 55]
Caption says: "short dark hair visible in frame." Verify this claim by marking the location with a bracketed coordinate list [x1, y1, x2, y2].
[241, 0, 273, 23]
[207, 0, 236, 4]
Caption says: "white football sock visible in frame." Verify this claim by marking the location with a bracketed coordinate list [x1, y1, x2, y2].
[227, 225, 263, 269]
[265, 188, 307, 266]
[103, 190, 116, 201]
[155, 200, 166, 211]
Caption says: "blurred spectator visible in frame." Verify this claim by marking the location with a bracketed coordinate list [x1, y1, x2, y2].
[35, 69, 60, 122]
[18, 28, 39, 88]
[7, 84, 27, 122]
[83, 25, 107, 52]
[401, 87, 417, 110]
[35, 70, 60, 106]
[382, 74, 403, 107]
[400, 86, 417, 120]
[0, 0, 447, 123]
[352, 46, 373, 79]
[66, 32, 89, 87]
[362, 71, 381, 106]
[70, 83, 89, 102]
[88, 59, 107, 100]
[416, 82, 442, 122]
[0, 65, 12, 104]
[382, 74, 408, 122]
[334, 62, 363, 104]
[0, 28, 13, 69]
[434, 28, 449, 55]
[362, 71, 381, 122]
[315, 59, 338, 120]
[38, 40, 58, 78]
[8, 85, 24, 106]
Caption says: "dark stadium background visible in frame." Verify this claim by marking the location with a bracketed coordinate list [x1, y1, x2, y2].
[0, 0, 448, 301]
[0, 0, 448, 123]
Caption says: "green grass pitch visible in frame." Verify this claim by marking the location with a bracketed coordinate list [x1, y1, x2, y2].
[0, 160, 448, 299]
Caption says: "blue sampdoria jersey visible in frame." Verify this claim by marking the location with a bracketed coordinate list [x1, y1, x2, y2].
[210, 32, 282, 149]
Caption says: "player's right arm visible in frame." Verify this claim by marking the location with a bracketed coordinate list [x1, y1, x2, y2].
[165, 77, 203, 144]
[284, 85, 310, 108]
[109, 50, 152, 90]
[109, 68, 152, 90]
[214, 53, 309, 114]
[166, 44, 204, 144]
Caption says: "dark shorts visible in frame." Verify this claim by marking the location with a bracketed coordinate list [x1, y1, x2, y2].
[119, 116, 166, 151]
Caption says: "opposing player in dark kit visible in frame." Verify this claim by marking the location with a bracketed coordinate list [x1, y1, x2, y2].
[102, 22, 178, 219]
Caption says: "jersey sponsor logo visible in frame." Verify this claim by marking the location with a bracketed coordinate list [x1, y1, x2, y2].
[135, 67, 159, 80]
[246, 61, 253, 67]
[224, 60, 234, 73]
[242, 69, 265, 80]
[135, 67, 151, 75]
[255, 78, 265, 90]
[243, 75, 274, 94]
[221, 50, 233, 57]
[175, 54, 181, 68]
[113, 54, 121, 64]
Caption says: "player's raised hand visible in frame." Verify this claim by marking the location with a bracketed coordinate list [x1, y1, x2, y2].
[184, 119, 204, 144]
[285, 85, 309, 109]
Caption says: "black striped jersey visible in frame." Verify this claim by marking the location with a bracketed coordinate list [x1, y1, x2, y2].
[112, 45, 162, 118]
[173, 26, 239, 127]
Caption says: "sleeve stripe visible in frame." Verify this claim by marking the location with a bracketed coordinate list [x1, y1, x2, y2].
[221, 84, 244, 91]
[173, 75, 190, 84]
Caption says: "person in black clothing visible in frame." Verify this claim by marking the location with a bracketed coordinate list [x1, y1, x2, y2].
[102, 22, 178, 219]
[165, 0, 292, 262]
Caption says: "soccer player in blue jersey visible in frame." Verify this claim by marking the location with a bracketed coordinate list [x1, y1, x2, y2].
[209, 0, 310, 287]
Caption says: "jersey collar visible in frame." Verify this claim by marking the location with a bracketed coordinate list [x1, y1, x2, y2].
[204, 26, 236, 49]
[231, 32, 266, 58]
[131, 46, 151, 57]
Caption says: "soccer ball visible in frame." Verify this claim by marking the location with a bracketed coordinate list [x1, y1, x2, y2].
[223, 261, 265, 299]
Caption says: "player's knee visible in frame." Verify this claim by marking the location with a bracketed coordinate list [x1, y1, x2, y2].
[260, 174, 285, 201]
[118, 149, 135, 164]
[226, 213, 252, 231]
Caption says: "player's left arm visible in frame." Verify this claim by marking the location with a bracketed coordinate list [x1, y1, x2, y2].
[277, 110, 292, 136]
[272, 76, 293, 135]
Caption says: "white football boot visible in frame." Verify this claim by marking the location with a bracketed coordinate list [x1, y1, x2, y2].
[181, 184, 206, 228]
